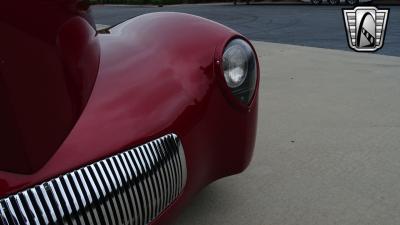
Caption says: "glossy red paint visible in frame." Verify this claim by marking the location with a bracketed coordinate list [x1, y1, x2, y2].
[0, 0, 99, 173]
[0, 1, 259, 224]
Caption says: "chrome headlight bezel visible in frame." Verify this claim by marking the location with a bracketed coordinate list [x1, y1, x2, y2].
[222, 38, 258, 106]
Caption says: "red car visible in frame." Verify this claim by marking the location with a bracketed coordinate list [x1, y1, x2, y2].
[0, 1, 259, 224]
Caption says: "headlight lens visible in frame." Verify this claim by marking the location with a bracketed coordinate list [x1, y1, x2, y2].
[223, 44, 248, 88]
[222, 39, 257, 105]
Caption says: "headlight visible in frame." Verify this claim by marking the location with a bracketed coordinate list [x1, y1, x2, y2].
[222, 39, 257, 105]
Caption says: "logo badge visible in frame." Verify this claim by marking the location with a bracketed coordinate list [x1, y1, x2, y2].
[343, 6, 389, 52]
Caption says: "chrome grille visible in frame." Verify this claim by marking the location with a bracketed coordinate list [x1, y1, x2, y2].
[0, 134, 187, 225]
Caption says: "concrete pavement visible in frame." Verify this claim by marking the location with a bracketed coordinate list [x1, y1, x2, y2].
[173, 41, 400, 225]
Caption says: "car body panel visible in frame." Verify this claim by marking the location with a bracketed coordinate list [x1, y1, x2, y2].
[0, 2, 258, 224]
[0, 1, 99, 174]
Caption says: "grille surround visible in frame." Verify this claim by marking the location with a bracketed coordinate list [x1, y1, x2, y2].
[0, 133, 187, 225]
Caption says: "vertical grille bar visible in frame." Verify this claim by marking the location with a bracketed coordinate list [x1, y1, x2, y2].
[0, 134, 186, 225]
[20, 192, 41, 225]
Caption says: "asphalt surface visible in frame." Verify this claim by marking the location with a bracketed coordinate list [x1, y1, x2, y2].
[92, 4, 400, 56]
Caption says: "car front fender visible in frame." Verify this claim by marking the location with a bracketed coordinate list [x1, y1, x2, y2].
[0, 12, 259, 225]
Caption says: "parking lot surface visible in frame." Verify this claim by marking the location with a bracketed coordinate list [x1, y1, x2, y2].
[92, 4, 400, 56]
[92, 4, 400, 225]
